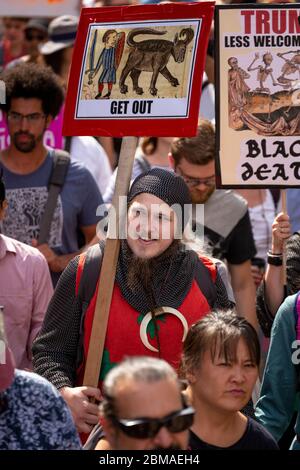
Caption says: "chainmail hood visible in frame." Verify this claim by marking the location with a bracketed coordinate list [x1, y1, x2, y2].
[128, 168, 192, 231]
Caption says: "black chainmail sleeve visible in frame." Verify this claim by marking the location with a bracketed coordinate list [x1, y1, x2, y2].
[214, 270, 235, 311]
[32, 256, 82, 390]
[256, 232, 300, 337]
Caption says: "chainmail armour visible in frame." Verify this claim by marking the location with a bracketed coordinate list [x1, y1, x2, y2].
[33, 169, 232, 388]
[32, 242, 232, 389]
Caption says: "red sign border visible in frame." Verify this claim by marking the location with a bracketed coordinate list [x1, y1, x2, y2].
[63, 2, 214, 137]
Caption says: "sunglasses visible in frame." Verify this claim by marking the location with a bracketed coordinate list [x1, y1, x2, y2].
[26, 33, 46, 41]
[111, 406, 194, 439]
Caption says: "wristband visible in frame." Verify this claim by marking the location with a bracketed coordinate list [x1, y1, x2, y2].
[269, 250, 283, 256]
[267, 251, 283, 266]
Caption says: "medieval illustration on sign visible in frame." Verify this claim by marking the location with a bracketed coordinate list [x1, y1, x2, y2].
[80, 23, 196, 102]
[227, 49, 300, 136]
[118, 27, 194, 97]
[85, 29, 125, 99]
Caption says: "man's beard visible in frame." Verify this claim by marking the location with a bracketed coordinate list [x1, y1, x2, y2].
[126, 239, 180, 294]
[190, 185, 215, 204]
[127, 255, 153, 293]
[12, 131, 41, 153]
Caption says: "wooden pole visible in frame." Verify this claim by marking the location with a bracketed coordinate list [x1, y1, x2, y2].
[281, 189, 287, 287]
[83, 136, 138, 388]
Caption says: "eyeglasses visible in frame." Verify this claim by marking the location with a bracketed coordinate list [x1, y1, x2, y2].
[7, 112, 46, 124]
[26, 33, 46, 41]
[175, 167, 215, 188]
[111, 406, 195, 439]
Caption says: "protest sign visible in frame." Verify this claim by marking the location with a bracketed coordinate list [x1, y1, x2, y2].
[63, 2, 214, 137]
[215, 4, 300, 187]
[66, 3, 214, 390]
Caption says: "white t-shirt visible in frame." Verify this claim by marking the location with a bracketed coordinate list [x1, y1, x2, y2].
[68, 136, 112, 196]
[199, 72, 215, 122]
[248, 190, 277, 261]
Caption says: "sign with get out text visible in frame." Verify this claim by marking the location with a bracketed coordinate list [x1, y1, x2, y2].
[63, 3, 214, 137]
[216, 4, 300, 188]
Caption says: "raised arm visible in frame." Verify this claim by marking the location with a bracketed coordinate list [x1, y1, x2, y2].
[248, 53, 260, 72]
[263, 212, 291, 315]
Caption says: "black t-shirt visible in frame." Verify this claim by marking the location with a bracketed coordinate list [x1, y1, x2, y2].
[189, 417, 279, 450]
[204, 212, 256, 265]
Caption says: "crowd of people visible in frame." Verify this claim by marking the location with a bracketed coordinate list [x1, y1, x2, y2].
[0, 0, 299, 453]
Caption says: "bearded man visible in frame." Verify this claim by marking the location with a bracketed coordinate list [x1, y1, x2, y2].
[33, 168, 232, 434]
[168, 120, 257, 330]
[0, 63, 103, 285]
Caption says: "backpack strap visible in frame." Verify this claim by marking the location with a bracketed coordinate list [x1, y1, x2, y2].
[0, 43, 4, 72]
[135, 154, 151, 173]
[296, 293, 300, 342]
[294, 293, 300, 391]
[76, 243, 103, 305]
[38, 150, 70, 245]
[64, 136, 73, 153]
[194, 254, 217, 309]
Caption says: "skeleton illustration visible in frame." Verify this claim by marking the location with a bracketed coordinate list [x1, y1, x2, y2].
[247, 52, 279, 93]
[277, 50, 300, 89]
[226, 50, 300, 135]
[119, 27, 194, 96]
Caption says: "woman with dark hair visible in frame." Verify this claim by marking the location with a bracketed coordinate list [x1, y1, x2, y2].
[181, 311, 278, 449]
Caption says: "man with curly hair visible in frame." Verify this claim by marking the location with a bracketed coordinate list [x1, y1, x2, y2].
[0, 63, 103, 285]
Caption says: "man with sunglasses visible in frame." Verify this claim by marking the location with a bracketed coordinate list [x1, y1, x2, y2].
[6, 19, 48, 68]
[24, 19, 48, 65]
[95, 357, 193, 450]
[169, 119, 258, 331]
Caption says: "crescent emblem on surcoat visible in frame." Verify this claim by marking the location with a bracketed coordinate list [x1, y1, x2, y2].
[139, 306, 188, 353]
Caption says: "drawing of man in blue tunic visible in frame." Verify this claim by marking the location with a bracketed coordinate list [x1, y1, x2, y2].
[90, 29, 125, 99]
